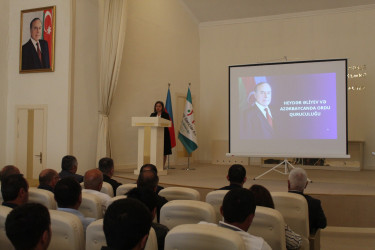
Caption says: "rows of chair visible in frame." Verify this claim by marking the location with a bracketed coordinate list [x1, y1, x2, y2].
[0, 184, 318, 250]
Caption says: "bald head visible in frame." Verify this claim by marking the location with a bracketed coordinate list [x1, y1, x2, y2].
[39, 169, 59, 188]
[0, 165, 20, 182]
[137, 170, 159, 192]
[84, 169, 103, 191]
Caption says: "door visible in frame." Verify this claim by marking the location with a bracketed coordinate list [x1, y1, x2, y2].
[16, 106, 47, 184]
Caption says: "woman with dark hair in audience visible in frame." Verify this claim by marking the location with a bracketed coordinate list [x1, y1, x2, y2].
[250, 184, 302, 250]
[150, 101, 172, 167]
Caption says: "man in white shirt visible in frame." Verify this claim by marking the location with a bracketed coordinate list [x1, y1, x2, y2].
[82, 169, 111, 214]
[54, 177, 95, 231]
[201, 188, 271, 250]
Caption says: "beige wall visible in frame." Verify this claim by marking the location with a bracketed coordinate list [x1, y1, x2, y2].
[71, 0, 99, 174]
[199, 7, 375, 169]
[110, 0, 200, 167]
[6, 0, 73, 171]
[0, 1, 9, 167]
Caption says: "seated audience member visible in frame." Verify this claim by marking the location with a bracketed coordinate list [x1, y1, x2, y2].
[0, 165, 20, 182]
[103, 198, 152, 250]
[127, 188, 169, 250]
[1, 174, 29, 209]
[201, 188, 271, 250]
[288, 168, 327, 234]
[137, 169, 167, 222]
[54, 177, 95, 231]
[38, 169, 60, 192]
[59, 155, 84, 183]
[250, 184, 302, 250]
[219, 164, 247, 190]
[5, 203, 51, 250]
[98, 157, 122, 196]
[83, 169, 111, 213]
[140, 163, 164, 193]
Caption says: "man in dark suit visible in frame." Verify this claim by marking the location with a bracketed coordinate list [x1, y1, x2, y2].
[22, 18, 50, 70]
[38, 169, 60, 192]
[59, 155, 84, 183]
[98, 157, 122, 196]
[288, 168, 327, 234]
[137, 170, 167, 223]
[243, 82, 274, 139]
[218, 164, 247, 190]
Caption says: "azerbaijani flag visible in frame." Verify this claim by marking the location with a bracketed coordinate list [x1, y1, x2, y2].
[178, 87, 198, 154]
[165, 88, 176, 148]
[42, 8, 53, 64]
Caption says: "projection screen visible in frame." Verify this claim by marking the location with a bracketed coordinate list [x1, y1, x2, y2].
[228, 59, 348, 158]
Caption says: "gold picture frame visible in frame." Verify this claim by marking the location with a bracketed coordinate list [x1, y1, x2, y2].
[19, 6, 56, 73]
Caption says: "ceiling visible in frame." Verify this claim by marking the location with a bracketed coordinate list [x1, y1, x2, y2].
[180, 0, 375, 23]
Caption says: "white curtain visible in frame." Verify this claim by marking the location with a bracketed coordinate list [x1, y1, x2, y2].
[96, 0, 127, 162]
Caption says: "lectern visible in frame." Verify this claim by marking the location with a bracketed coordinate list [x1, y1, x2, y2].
[132, 117, 171, 175]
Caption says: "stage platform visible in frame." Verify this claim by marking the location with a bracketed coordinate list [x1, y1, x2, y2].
[114, 163, 375, 228]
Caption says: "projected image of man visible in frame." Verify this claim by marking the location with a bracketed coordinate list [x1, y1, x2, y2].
[243, 82, 274, 139]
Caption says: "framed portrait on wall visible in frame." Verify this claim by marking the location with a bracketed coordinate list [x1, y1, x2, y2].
[19, 6, 56, 73]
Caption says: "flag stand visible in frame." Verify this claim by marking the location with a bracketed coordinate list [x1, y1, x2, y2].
[166, 155, 175, 170]
[182, 155, 195, 171]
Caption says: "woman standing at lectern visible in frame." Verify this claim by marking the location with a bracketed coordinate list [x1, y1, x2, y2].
[150, 101, 172, 167]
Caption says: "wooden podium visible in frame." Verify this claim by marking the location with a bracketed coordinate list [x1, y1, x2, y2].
[132, 117, 171, 175]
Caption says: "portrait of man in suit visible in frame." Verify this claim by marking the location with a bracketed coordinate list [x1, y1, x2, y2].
[21, 18, 50, 70]
[242, 82, 275, 139]
[20, 6, 55, 72]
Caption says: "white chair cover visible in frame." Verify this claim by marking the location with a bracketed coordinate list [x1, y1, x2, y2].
[105, 195, 127, 209]
[0, 205, 13, 249]
[158, 187, 201, 201]
[272, 191, 310, 249]
[205, 190, 229, 223]
[160, 200, 216, 229]
[116, 183, 137, 196]
[79, 192, 103, 219]
[165, 223, 246, 250]
[28, 187, 57, 209]
[248, 206, 287, 250]
[86, 218, 157, 250]
[49, 209, 85, 250]
[144, 227, 158, 250]
[100, 182, 114, 197]
[86, 219, 105, 250]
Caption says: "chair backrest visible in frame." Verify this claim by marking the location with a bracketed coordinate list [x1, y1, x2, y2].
[49, 209, 85, 250]
[248, 206, 287, 250]
[205, 190, 229, 223]
[116, 183, 137, 196]
[0, 205, 13, 249]
[272, 192, 310, 249]
[158, 187, 200, 201]
[86, 219, 157, 250]
[100, 182, 114, 197]
[144, 227, 158, 250]
[160, 200, 216, 230]
[28, 187, 57, 209]
[165, 223, 246, 250]
[105, 195, 127, 209]
[79, 192, 103, 219]
[86, 219, 105, 250]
